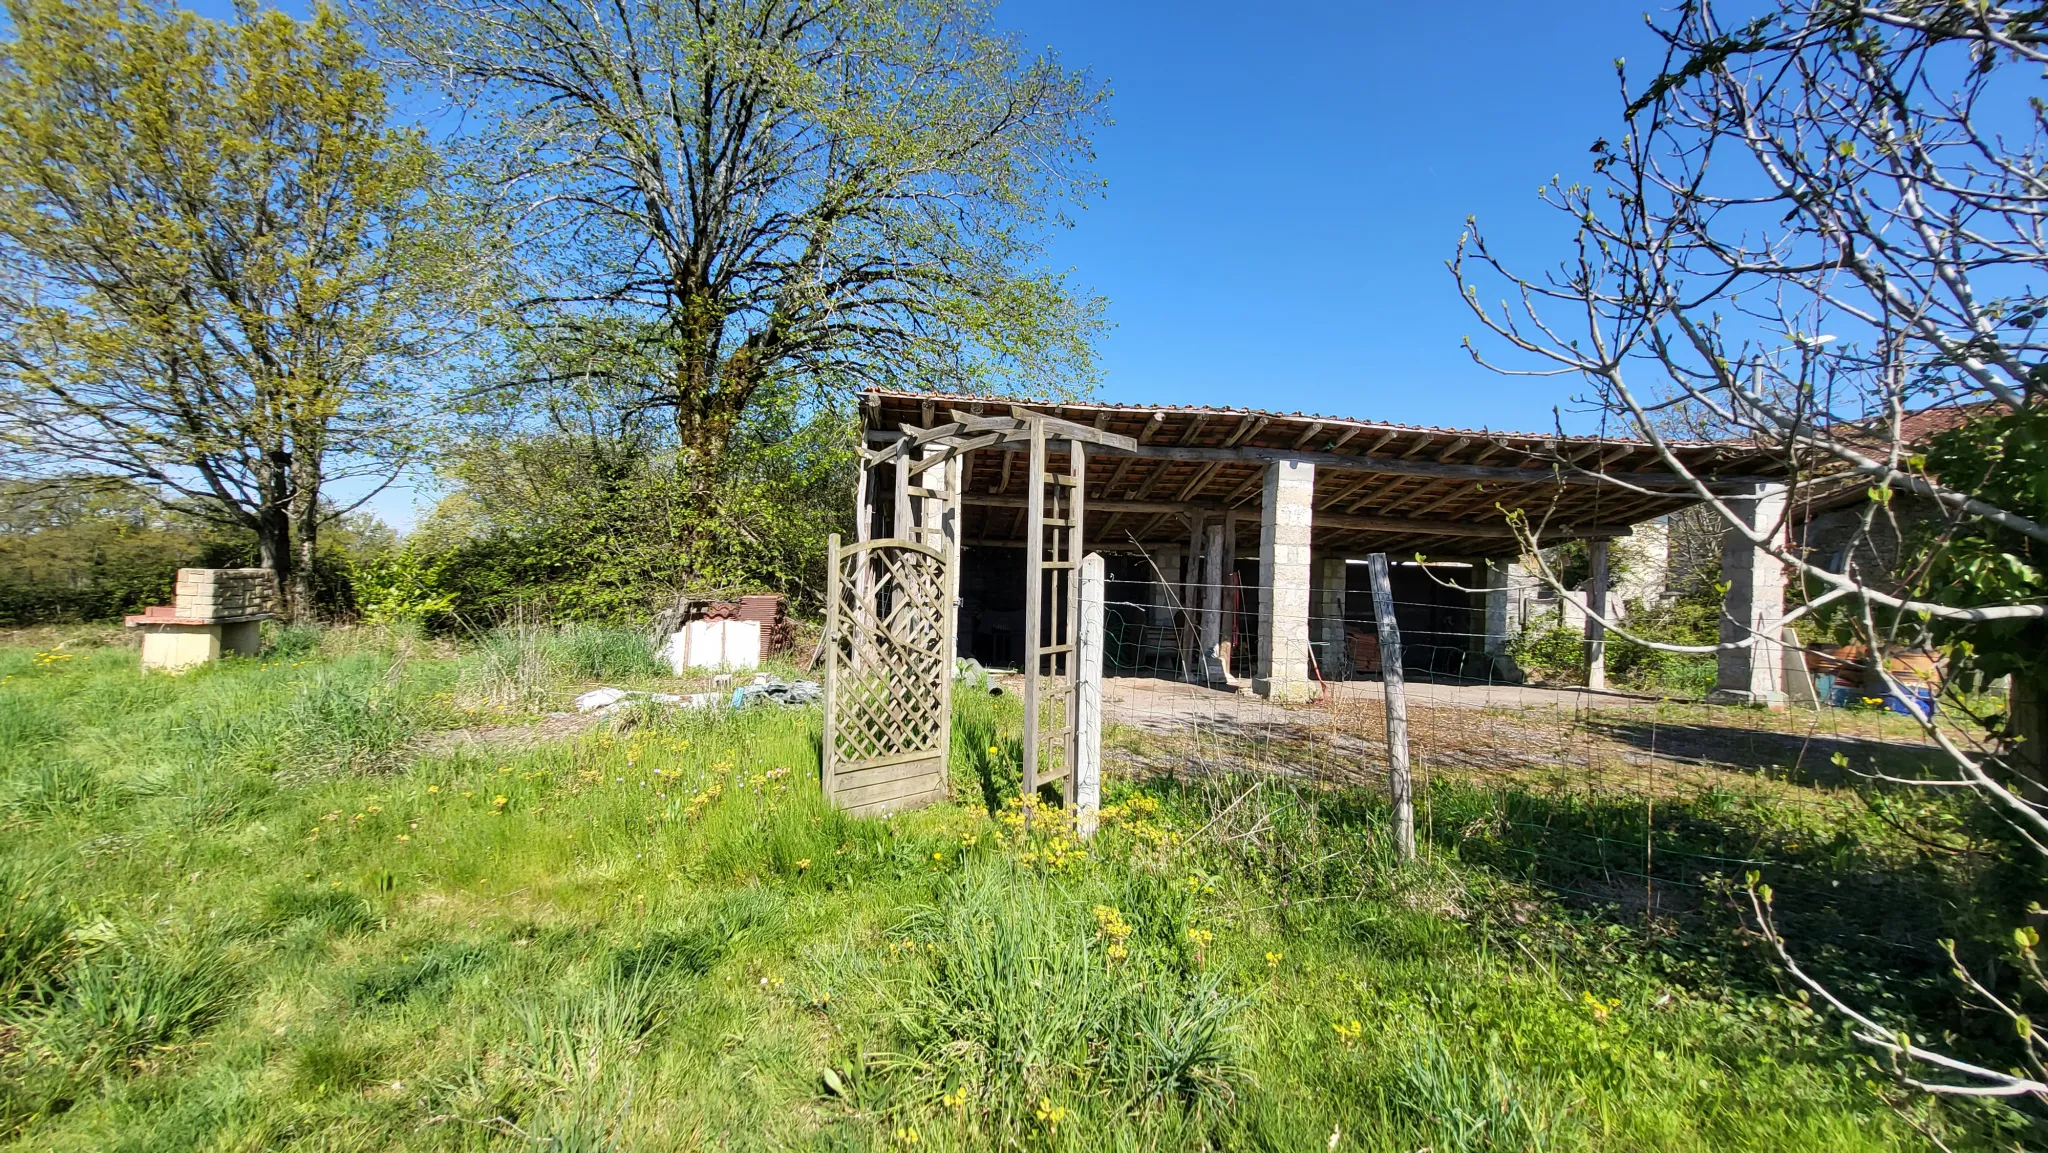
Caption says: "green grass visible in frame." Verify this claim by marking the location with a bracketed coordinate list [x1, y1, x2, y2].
[0, 627, 2016, 1149]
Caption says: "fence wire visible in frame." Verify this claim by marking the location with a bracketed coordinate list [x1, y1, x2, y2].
[1030, 571, 1969, 927]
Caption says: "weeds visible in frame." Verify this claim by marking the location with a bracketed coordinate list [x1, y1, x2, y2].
[0, 628, 1975, 1150]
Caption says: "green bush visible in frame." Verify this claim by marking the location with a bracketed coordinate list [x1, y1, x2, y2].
[1509, 617, 1586, 684]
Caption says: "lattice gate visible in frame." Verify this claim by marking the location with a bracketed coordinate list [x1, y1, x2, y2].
[821, 535, 955, 816]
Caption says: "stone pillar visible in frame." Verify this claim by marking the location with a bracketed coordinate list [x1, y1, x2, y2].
[1709, 484, 1790, 709]
[1317, 553, 1349, 680]
[1620, 515, 1671, 608]
[1146, 545, 1180, 627]
[1255, 459, 1316, 701]
[1483, 560, 1512, 654]
[1199, 522, 1228, 684]
[1585, 538, 1609, 691]
[1506, 559, 1533, 635]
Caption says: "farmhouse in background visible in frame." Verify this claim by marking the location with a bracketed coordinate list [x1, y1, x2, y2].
[858, 391, 1793, 706]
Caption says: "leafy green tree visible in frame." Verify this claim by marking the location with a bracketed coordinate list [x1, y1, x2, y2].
[0, 479, 221, 623]
[1924, 408, 2047, 765]
[0, 0, 476, 617]
[365, 0, 1107, 473]
[410, 381, 851, 624]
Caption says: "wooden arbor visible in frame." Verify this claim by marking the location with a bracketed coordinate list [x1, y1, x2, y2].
[835, 408, 1134, 813]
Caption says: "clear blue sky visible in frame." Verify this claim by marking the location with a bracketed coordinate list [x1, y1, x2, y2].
[995, 0, 1664, 433]
[273, 0, 1668, 527]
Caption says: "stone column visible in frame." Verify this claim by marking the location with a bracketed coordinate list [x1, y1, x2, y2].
[1709, 484, 1790, 709]
[1483, 559, 1512, 654]
[1585, 538, 1609, 691]
[1255, 459, 1316, 701]
[1199, 523, 1228, 684]
[1505, 559, 1533, 635]
[1317, 553, 1349, 680]
[1146, 545, 1180, 627]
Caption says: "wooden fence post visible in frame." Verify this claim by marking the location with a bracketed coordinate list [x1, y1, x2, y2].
[1366, 553, 1414, 862]
[1075, 552, 1104, 838]
[822, 534, 841, 800]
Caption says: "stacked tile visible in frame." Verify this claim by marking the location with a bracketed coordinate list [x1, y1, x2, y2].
[173, 568, 280, 622]
[737, 594, 795, 655]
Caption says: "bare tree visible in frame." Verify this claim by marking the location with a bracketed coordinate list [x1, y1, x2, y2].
[1455, 0, 2048, 1101]
[363, 0, 1107, 472]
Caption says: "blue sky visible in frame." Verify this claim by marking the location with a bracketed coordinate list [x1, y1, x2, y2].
[283, 0, 1671, 527]
[996, 0, 1666, 432]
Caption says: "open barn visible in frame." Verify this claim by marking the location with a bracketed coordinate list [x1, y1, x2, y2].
[858, 390, 1793, 704]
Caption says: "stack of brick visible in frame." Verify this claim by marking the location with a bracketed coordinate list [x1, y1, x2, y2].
[125, 568, 280, 672]
[174, 568, 279, 621]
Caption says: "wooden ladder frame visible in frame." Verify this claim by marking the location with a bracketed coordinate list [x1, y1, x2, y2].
[846, 407, 1136, 815]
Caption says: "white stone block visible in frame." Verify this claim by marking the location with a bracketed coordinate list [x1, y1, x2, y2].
[663, 620, 762, 673]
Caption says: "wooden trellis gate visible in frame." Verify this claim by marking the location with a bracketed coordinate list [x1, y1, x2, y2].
[824, 407, 1132, 819]
[821, 535, 955, 816]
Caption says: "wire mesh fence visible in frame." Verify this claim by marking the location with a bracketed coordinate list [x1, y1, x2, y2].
[1052, 569, 1963, 928]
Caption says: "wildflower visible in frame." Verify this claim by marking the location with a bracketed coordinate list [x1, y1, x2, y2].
[427, 785, 440, 794]
[461, 791, 474, 799]
[941, 1086, 966, 1109]
[986, 745, 999, 756]
[893, 1126, 920, 1145]
[492, 795, 508, 807]
[1266, 951, 1283, 969]
[1034, 1097, 1066, 1128]
[396, 834, 410, 843]
[1186, 926, 1214, 947]
[796, 858, 812, 870]
[1581, 991, 1619, 1022]
[1332, 1018, 1362, 1047]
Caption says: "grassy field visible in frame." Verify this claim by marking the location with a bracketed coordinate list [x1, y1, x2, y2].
[0, 625, 2026, 1150]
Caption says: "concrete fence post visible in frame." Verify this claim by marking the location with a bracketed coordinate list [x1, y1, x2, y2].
[1075, 553, 1105, 838]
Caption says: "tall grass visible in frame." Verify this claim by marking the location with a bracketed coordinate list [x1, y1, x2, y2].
[0, 631, 1976, 1151]
[463, 621, 666, 711]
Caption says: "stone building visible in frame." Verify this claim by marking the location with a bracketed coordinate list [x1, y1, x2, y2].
[860, 391, 1791, 703]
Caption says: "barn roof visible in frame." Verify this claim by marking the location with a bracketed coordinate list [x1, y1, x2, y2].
[861, 390, 1785, 557]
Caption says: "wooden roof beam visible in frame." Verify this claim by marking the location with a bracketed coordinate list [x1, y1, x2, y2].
[862, 430, 1770, 490]
[1175, 461, 1225, 502]
[959, 493, 1632, 539]
[1137, 410, 1168, 444]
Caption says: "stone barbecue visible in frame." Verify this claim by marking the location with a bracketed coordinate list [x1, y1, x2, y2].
[124, 568, 280, 672]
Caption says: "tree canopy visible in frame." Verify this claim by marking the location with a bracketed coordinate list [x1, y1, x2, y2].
[366, 0, 1108, 466]
[0, 0, 474, 613]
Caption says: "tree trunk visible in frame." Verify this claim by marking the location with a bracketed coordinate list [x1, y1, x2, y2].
[2011, 675, 2046, 793]
[290, 447, 324, 624]
[256, 448, 295, 618]
[293, 506, 319, 624]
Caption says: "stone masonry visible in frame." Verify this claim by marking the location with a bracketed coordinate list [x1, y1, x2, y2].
[126, 568, 279, 672]
[1255, 459, 1316, 701]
